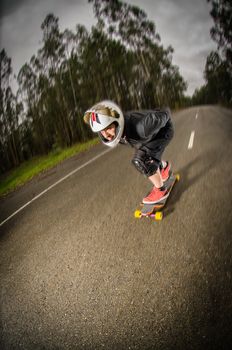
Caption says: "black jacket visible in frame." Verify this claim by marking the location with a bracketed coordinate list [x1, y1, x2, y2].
[120, 108, 174, 157]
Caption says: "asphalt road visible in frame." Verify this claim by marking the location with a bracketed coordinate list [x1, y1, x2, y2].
[0, 105, 232, 350]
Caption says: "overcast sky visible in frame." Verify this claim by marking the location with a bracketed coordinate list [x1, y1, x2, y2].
[0, 0, 217, 96]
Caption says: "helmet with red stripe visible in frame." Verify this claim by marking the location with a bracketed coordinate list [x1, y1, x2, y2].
[83, 100, 124, 148]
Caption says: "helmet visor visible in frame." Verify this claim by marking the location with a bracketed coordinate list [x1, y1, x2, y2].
[98, 122, 117, 142]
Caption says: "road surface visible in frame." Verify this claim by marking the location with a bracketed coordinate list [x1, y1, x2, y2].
[0, 105, 232, 349]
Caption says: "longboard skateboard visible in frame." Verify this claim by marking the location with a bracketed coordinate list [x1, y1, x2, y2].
[134, 173, 180, 221]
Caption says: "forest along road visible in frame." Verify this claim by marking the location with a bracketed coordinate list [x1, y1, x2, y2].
[0, 106, 232, 350]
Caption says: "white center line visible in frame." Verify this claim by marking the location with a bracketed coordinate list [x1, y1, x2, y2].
[188, 131, 195, 149]
[196, 113, 198, 119]
[0, 148, 112, 227]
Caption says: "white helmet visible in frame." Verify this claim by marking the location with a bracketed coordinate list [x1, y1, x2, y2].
[83, 100, 124, 148]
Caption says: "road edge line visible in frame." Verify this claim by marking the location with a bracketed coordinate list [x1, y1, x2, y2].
[0, 148, 112, 227]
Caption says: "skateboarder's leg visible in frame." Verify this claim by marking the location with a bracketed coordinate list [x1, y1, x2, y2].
[148, 168, 164, 188]
[131, 151, 168, 204]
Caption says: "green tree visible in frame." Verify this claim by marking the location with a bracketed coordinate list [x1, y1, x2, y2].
[88, 0, 187, 108]
[193, 1, 232, 105]
[40, 13, 73, 147]
[0, 49, 21, 172]
[207, 0, 232, 66]
[204, 0, 232, 105]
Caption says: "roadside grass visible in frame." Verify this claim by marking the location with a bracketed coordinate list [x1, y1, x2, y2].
[0, 138, 99, 197]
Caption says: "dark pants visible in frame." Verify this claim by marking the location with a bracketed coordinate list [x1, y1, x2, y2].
[132, 120, 174, 177]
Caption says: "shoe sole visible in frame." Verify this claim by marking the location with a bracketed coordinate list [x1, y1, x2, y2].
[142, 191, 170, 205]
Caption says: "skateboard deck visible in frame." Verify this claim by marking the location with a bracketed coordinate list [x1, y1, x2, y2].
[134, 173, 180, 221]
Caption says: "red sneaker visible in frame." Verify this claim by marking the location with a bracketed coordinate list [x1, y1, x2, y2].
[143, 187, 169, 204]
[160, 161, 171, 182]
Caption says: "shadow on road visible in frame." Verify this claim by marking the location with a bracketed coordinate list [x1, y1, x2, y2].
[163, 148, 220, 219]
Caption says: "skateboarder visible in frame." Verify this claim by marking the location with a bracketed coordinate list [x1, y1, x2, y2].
[83, 100, 174, 204]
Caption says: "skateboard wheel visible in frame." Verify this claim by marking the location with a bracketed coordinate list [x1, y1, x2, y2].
[155, 211, 163, 221]
[134, 210, 142, 219]
[176, 173, 180, 181]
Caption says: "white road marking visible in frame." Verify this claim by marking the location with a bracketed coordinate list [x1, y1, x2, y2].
[188, 131, 195, 149]
[196, 113, 198, 119]
[0, 148, 112, 227]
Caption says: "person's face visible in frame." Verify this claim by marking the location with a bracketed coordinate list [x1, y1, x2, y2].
[100, 123, 116, 141]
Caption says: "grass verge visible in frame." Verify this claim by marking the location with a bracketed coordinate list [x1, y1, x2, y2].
[0, 138, 99, 197]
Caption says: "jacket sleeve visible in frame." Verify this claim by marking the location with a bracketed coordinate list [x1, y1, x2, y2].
[139, 109, 170, 139]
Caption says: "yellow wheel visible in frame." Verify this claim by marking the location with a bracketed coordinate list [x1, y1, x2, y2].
[155, 211, 163, 221]
[176, 173, 180, 181]
[134, 210, 142, 219]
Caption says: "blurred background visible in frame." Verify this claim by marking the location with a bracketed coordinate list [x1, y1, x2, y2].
[1, 2, 232, 349]
[0, 0, 231, 177]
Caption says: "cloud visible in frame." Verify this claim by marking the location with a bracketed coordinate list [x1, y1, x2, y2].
[0, 0, 218, 96]
[0, 0, 94, 79]
[0, 0, 29, 19]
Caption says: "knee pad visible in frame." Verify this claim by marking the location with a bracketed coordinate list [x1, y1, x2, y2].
[132, 151, 159, 177]
[132, 157, 148, 175]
